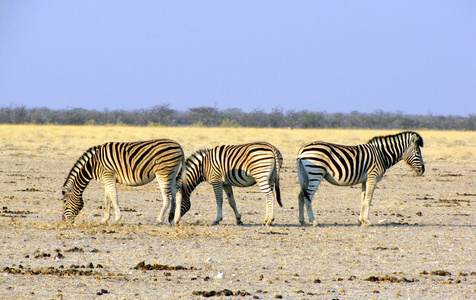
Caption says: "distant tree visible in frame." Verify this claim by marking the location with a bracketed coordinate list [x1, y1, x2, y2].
[0, 104, 474, 130]
[187, 107, 220, 126]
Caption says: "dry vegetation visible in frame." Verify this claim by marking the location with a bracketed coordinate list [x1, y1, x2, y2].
[0, 125, 475, 299]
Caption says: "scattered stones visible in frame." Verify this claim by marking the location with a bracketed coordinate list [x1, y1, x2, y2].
[192, 289, 236, 297]
[65, 247, 84, 253]
[97, 289, 109, 296]
[133, 261, 191, 271]
[1, 206, 33, 217]
[3, 266, 100, 276]
[34, 252, 51, 259]
[421, 270, 452, 276]
[259, 231, 288, 235]
[364, 275, 416, 283]
[373, 246, 399, 251]
[19, 187, 42, 192]
[431, 270, 451, 276]
[120, 207, 137, 212]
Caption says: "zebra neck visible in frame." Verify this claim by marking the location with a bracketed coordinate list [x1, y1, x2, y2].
[374, 140, 404, 168]
[63, 148, 98, 196]
[183, 150, 207, 198]
[182, 171, 204, 199]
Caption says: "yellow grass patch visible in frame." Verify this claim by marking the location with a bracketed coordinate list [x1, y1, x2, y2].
[0, 124, 474, 162]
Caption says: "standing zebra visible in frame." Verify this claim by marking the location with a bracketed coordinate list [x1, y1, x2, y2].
[62, 139, 186, 225]
[297, 131, 425, 226]
[170, 142, 283, 226]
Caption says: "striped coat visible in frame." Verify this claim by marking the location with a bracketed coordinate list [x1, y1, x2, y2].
[297, 131, 424, 226]
[170, 142, 283, 226]
[62, 139, 186, 225]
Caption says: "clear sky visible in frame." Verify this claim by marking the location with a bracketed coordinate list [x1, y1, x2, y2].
[1, 1, 475, 116]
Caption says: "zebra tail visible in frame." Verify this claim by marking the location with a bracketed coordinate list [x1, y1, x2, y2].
[297, 158, 311, 202]
[274, 149, 283, 208]
[179, 154, 190, 216]
[168, 154, 188, 223]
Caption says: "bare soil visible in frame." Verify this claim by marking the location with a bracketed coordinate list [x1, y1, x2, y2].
[0, 146, 475, 299]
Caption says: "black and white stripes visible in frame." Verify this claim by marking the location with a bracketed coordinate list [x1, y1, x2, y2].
[61, 131, 425, 227]
[297, 131, 425, 226]
[62, 139, 185, 225]
[171, 142, 283, 226]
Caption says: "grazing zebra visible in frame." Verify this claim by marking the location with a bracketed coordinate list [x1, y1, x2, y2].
[297, 131, 425, 226]
[61, 139, 186, 225]
[169, 142, 283, 226]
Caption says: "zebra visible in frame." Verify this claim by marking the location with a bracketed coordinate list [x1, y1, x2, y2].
[169, 142, 283, 226]
[61, 139, 186, 225]
[296, 131, 425, 226]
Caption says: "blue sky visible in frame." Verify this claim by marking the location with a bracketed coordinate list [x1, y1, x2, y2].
[1, 1, 475, 116]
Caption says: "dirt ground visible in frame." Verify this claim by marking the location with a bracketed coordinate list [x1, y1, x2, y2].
[0, 132, 475, 299]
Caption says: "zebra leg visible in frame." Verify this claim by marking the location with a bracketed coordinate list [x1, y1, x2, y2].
[298, 188, 318, 226]
[102, 179, 121, 224]
[263, 192, 275, 226]
[154, 177, 172, 225]
[100, 187, 111, 224]
[297, 161, 323, 226]
[359, 180, 376, 226]
[223, 184, 242, 225]
[172, 189, 182, 226]
[258, 182, 275, 226]
[358, 182, 367, 225]
[298, 191, 306, 226]
[211, 181, 224, 225]
[299, 181, 320, 226]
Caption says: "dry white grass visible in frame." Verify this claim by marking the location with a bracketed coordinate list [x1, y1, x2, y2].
[0, 125, 475, 299]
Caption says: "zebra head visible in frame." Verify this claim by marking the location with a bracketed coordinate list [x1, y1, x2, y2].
[168, 149, 207, 223]
[402, 132, 425, 176]
[61, 186, 84, 223]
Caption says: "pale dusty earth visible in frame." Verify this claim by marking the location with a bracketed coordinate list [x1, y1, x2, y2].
[1, 136, 475, 299]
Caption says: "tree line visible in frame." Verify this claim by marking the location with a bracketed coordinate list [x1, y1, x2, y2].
[1, 104, 475, 130]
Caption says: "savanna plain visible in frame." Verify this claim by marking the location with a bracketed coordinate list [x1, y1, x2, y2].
[0, 125, 475, 299]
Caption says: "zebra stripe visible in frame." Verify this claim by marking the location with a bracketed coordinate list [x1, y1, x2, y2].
[297, 131, 424, 226]
[170, 142, 283, 226]
[62, 139, 186, 225]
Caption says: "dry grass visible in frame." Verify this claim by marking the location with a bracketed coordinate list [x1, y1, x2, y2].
[0, 125, 475, 299]
[1, 124, 474, 162]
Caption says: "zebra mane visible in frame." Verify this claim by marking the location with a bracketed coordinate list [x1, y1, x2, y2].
[62, 146, 99, 190]
[188, 149, 210, 160]
[366, 131, 423, 147]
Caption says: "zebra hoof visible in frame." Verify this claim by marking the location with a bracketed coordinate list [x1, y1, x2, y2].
[236, 220, 243, 226]
[359, 220, 372, 226]
[211, 221, 220, 226]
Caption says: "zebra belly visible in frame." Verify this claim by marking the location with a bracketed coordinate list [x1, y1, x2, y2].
[115, 171, 156, 186]
[224, 173, 256, 187]
[324, 173, 365, 186]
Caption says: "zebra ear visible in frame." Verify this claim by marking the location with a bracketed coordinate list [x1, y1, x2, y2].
[62, 186, 72, 195]
[411, 133, 424, 147]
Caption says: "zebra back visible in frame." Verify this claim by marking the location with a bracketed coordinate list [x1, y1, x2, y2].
[180, 142, 282, 206]
[97, 139, 184, 185]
